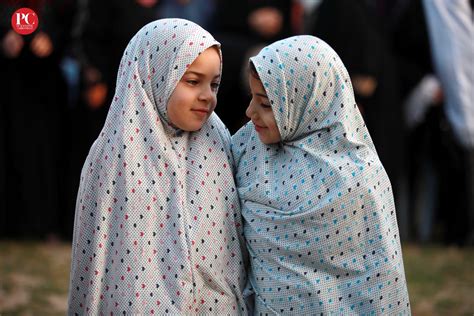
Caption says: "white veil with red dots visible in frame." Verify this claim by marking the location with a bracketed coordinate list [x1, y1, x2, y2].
[68, 19, 248, 314]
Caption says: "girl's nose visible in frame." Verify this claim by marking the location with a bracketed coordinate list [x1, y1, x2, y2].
[198, 85, 214, 101]
[245, 101, 256, 119]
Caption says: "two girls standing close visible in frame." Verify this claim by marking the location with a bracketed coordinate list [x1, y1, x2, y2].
[68, 19, 410, 314]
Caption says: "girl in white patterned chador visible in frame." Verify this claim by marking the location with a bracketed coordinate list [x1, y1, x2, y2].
[232, 35, 410, 315]
[68, 19, 248, 315]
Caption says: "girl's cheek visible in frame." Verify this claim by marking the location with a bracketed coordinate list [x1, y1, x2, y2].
[211, 98, 217, 110]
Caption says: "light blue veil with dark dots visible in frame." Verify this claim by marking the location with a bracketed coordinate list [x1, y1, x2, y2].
[232, 35, 410, 315]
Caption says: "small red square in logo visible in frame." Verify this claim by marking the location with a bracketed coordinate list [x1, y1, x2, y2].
[11, 8, 39, 35]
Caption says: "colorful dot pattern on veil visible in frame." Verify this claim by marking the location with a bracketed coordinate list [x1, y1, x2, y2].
[68, 19, 247, 315]
[232, 35, 410, 315]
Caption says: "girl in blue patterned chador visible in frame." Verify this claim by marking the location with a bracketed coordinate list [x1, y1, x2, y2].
[232, 35, 410, 315]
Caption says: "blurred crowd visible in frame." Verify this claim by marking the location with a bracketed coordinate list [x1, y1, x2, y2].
[0, 0, 472, 246]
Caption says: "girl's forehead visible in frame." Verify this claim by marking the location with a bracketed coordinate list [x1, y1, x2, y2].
[192, 47, 220, 64]
[185, 47, 221, 77]
[249, 75, 267, 95]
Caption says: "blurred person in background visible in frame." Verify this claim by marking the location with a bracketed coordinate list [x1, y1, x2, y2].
[0, 0, 76, 240]
[390, 0, 442, 244]
[213, 0, 297, 133]
[422, 0, 474, 246]
[388, 0, 473, 246]
[156, 0, 216, 30]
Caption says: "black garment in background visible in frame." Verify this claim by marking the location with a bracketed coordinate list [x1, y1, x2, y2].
[79, 0, 159, 108]
[215, 0, 293, 44]
[424, 0, 474, 246]
[0, 56, 6, 235]
[390, 0, 435, 242]
[391, 0, 433, 99]
[390, 0, 472, 245]
[214, 0, 294, 133]
[74, 0, 159, 146]
[0, 0, 75, 239]
[310, 0, 404, 205]
[412, 106, 473, 246]
[74, 0, 159, 156]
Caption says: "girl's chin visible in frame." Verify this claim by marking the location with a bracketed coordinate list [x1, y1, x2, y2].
[257, 133, 281, 145]
[176, 119, 207, 132]
[257, 136, 272, 145]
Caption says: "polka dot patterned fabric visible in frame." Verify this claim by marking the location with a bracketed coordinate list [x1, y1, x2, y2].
[68, 19, 248, 315]
[232, 35, 410, 315]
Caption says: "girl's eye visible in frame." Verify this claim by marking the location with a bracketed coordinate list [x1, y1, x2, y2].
[186, 79, 198, 85]
[260, 103, 272, 109]
[211, 82, 220, 91]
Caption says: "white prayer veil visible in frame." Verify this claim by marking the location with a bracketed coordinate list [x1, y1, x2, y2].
[68, 19, 248, 314]
[232, 35, 410, 315]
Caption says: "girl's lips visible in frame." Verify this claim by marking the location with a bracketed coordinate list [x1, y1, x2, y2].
[191, 109, 210, 117]
[192, 109, 209, 113]
[253, 122, 266, 132]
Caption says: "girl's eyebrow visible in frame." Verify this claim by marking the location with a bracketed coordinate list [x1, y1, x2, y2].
[184, 70, 220, 79]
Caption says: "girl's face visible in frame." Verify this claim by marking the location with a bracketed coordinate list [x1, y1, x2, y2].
[167, 47, 221, 131]
[246, 74, 281, 144]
